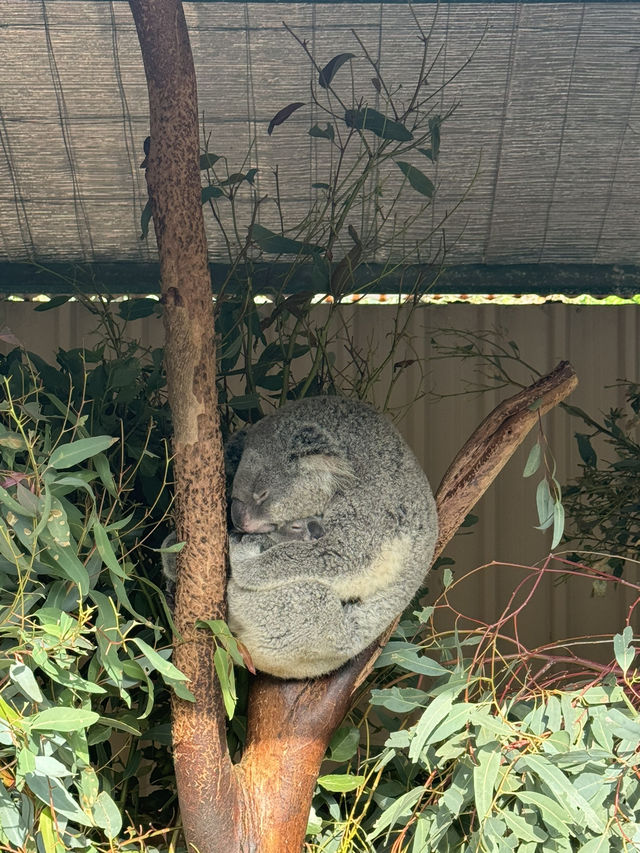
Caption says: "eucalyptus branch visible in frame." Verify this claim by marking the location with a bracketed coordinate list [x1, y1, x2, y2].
[350, 29, 399, 121]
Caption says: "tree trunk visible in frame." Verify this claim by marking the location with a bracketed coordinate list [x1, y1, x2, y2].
[129, 1, 241, 849]
[130, 4, 579, 851]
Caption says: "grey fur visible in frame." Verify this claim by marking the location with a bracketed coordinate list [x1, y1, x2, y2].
[226, 395, 437, 679]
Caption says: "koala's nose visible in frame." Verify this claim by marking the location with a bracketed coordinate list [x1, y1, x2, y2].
[252, 488, 269, 505]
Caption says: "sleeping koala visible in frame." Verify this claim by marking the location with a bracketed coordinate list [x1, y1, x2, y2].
[226, 395, 437, 679]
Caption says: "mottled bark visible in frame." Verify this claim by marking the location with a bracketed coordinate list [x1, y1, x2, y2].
[130, 4, 578, 852]
[129, 2, 241, 850]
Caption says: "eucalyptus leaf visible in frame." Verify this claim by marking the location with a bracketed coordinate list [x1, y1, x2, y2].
[267, 101, 305, 135]
[117, 298, 158, 321]
[26, 707, 99, 733]
[551, 499, 565, 549]
[250, 224, 323, 256]
[409, 692, 454, 761]
[317, 773, 365, 793]
[395, 161, 435, 198]
[501, 809, 547, 843]
[91, 790, 122, 839]
[0, 484, 31, 516]
[428, 114, 442, 160]
[213, 645, 237, 719]
[344, 107, 413, 142]
[130, 638, 189, 683]
[202, 185, 224, 203]
[92, 519, 126, 579]
[515, 754, 605, 833]
[48, 437, 117, 470]
[0, 784, 26, 847]
[375, 642, 448, 676]
[9, 663, 44, 703]
[309, 124, 335, 141]
[318, 53, 355, 88]
[514, 791, 572, 837]
[536, 478, 554, 530]
[369, 786, 423, 840]
[200, 152, 221, 169]
[523, 442, 542, 478]
[473, 742, 501, 821]
[328, 726, 360, 762]
[40, 535, 90, 597]
[77, 767, 99, 808]
[613, 626, 635, 675]
[34, 755, 71, 778]
[575, 433, 597, 467]
[25, 773, 92, 826]
[38, 806, 59, 853]
[369, 686, 430, 713]
[139, 200, 152, 240]
[91, 451, 117, 497]
[34, 295, 71, 313]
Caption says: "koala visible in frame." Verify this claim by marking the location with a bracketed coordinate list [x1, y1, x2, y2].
[226, 395, 437, 680]
[160, 516, 325, 590]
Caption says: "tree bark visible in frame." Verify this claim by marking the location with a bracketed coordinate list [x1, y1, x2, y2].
[130, 4, 579, 852]
[129, 2, 241, 849]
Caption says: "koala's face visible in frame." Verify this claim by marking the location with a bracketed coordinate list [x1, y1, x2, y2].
[229, 422, 354, 533]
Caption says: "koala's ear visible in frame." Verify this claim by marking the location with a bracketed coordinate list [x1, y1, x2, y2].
[290, 424, 356, 491]
[289, 424, 336, 459]
[297, 452, 356, 490]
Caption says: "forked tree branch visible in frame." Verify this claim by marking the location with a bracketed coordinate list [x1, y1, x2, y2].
[241, 361, 578, 852]
[130, 3, 578, 851]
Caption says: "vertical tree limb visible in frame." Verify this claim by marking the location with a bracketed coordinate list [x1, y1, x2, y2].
[129, 2, 240, 849]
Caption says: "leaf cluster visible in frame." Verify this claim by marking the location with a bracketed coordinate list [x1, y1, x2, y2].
[427, 328, 640, 579]
[305, 567, 640, 852]
[562, 384, 640, 575]
[0, 353, 183, 852]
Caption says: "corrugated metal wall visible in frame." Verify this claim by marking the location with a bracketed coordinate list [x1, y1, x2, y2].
[2, 300, 638, 656]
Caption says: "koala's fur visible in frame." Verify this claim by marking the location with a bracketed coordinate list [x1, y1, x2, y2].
[226, 395, 437, 679]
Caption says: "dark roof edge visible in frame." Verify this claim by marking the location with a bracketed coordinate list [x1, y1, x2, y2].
[0, 261, 638, 298]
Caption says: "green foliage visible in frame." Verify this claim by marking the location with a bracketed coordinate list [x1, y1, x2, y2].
[428, 328, 640, 578]
[198, 20, 448, 287]
[563, 383, 640, 574]
[522, 438, 565, 550]
[0, 353, 179, 851]
[305, 564, 640, 852]
[198, 619, 248, 719]
[194, 15, 462, 423]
